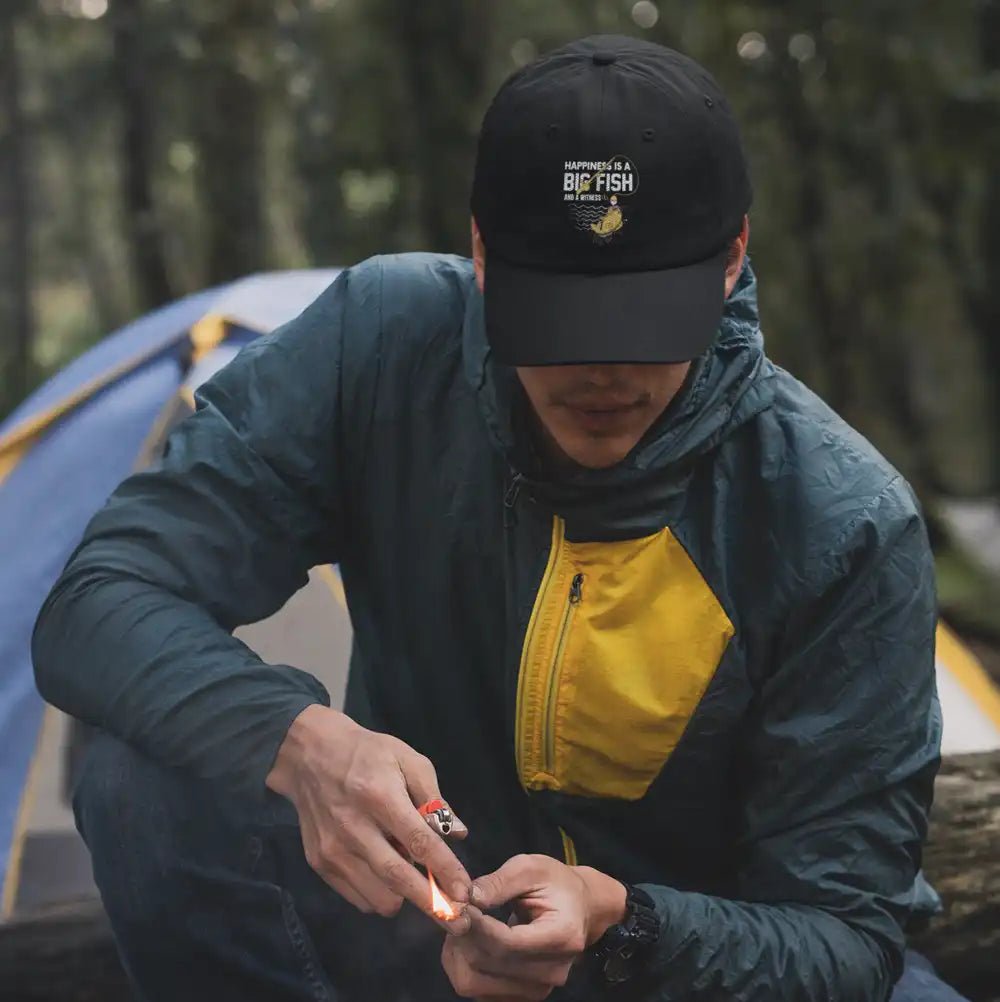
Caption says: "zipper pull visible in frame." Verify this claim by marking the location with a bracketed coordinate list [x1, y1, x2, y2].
[503, 473, 524, 529]
[569, 573, 584, 604]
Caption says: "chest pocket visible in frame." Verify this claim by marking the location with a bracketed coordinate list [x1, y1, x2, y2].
[515, 518, 734, 800]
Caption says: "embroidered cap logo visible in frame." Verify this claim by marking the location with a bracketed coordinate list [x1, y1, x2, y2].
[562, 156, 638, 244]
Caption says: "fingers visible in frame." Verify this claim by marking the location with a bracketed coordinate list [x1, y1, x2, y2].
[340, 747, 471, 904]
[303, 818, 405, 917]
[471, 854, 547, 911]
[438, 902, 472, 936]
[442, 936, 553, 1001]
[308, 822, 471, 931]
[364, 835, 472, 934]
[381, 796, 471, 903]
[303, 811, 413, 919]
[329, 856, 404, 917]
[444, 854, 594, 1000]
[362, 826, 440, 907]
[470, 908, 581, 956]
[289, 721, 473, 922]
[306, 848, 400, 916]
[459, 934, 573, 986]
[316, 868, 375, 915]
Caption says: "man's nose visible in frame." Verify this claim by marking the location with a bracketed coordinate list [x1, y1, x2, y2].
[580, 364, 623, 387]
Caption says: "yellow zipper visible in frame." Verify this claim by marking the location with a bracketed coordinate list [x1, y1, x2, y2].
[514, 518, 565, 783]
[543, 572, 584, 775]
[560, 828, 579, 866]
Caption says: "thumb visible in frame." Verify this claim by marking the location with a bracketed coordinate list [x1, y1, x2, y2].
[471, 854, 545, 910]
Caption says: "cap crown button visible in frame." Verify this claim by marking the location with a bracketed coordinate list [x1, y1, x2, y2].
[592, 50, 617, 66]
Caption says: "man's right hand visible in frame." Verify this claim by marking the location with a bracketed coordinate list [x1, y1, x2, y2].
[266, 704, 472, 931]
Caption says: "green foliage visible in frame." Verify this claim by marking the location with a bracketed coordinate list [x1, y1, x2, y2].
[935, 542, 1000, 639]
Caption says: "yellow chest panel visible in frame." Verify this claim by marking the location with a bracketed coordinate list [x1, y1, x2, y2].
[515, 517, 735, 800]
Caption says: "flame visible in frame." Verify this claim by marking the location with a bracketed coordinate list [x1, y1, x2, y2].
[428, 869, 457, 921]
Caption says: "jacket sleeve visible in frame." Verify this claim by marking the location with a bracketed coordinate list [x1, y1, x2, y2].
[633, 477, 941, 1001]
[33, 267, 366, 798]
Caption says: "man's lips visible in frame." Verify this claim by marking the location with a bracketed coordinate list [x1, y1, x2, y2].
[559, 398, 644, 413]
[562, 400, 644, 432]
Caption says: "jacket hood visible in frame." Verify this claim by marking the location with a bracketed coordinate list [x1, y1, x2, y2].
[463, 258, 775, 526]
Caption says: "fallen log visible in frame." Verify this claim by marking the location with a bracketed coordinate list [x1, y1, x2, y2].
[911, 750, 1000, 1002]
[1, 751, 997, 1001]
[0, 901, 129, 1002]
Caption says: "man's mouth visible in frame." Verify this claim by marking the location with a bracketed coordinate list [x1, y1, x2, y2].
[561, 396, 644, 413]
[564, 400, 644, 432]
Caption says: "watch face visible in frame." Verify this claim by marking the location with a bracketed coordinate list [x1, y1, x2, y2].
[602, 941, 639, 984]
[603, 950, 633, 984]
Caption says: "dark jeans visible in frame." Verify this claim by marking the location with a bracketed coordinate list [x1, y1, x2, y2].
[74, 733, 968, 1002]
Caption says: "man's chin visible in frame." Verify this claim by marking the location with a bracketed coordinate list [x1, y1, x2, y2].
[560, 435, 638, 470]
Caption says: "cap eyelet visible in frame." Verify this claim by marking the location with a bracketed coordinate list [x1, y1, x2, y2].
[704, 96, 715, 108]
[641, 127, 655, 141]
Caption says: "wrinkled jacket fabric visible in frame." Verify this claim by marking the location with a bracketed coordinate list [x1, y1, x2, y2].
[34, 253, 941, 1001]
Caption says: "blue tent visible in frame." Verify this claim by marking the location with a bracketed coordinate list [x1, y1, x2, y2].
[0, 270, 340, 916]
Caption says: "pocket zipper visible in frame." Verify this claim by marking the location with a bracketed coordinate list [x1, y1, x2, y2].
[542, 572, 584, 776]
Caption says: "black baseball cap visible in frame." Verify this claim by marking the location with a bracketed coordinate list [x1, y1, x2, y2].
[471, 35, 752, 366]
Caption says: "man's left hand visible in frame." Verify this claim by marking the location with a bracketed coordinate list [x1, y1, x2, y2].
[441, 853, 627, 1000]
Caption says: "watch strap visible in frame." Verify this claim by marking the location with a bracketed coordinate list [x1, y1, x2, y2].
[591, 882, 660, 984]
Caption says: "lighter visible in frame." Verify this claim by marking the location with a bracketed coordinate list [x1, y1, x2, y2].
[417, 797, 454, 837]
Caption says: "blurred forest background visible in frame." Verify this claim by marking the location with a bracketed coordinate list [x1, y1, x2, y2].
[0, 0, 999, 638]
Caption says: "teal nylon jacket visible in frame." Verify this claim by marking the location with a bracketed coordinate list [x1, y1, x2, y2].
[34, 253, 941, 1000]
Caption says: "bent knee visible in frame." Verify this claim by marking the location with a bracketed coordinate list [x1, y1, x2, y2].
[73, 734, 240, 919]
[75, 733, 159, 833]
[73, 732, 275, 872]
[72, 732, 212, 860]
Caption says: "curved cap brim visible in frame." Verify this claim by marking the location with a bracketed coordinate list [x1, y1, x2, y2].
[484, 249, 728, 366]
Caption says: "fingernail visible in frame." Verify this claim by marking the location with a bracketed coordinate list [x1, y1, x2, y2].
[445, 908, 472, 936]
[470, 883, 484, 906]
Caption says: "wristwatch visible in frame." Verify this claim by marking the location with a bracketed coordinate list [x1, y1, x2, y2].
[591, 883, 661, 984]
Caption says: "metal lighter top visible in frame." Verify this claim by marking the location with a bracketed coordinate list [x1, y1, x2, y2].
[418, 798, 454, 837]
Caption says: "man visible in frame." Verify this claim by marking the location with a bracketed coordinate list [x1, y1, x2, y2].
[33, 35, 962, 1002]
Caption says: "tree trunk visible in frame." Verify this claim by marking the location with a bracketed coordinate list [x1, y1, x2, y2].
[190, 0, 271, 284]
[0, 8, 33, 411]
[762, 14, 854, 419]
[911, 751, 1000, 1001]
[384, 0, 494, 255]
[972, 0, 1000, 493]
[289, 2, 346, 267]
[0, 903, 130, 1002]
[110, 0, 173, 312]
[919, 0, 1000, 498]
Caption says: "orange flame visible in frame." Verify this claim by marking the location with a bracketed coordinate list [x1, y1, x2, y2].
[428, 869, 457, 921]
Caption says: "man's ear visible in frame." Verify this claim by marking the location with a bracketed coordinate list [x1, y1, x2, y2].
[471, 216, 486, 293]
[724, 215, 750, 297]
